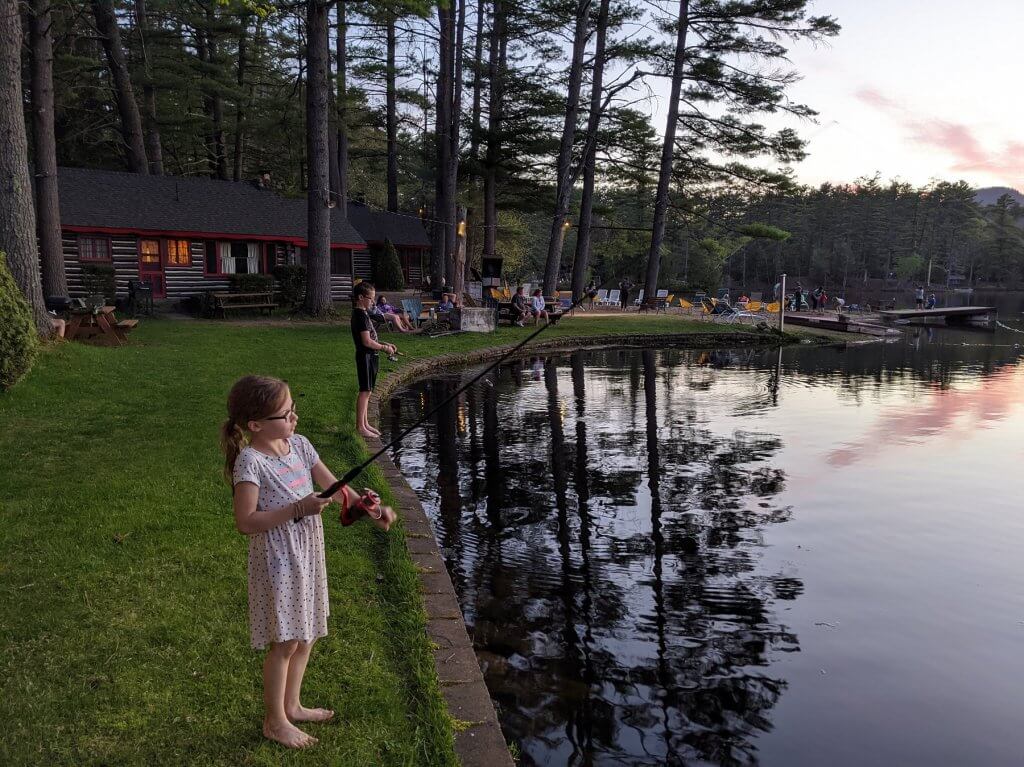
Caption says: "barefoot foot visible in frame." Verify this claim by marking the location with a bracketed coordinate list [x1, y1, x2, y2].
[287, 705, 336, 723]
[358, 429, 378, 438]
[263, 719, 318, 748]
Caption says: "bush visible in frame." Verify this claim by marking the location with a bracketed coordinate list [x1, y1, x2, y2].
[372, 238, 405, 291]
[271, 264, 306, 308]
[81, 263, 116, 302]
[0, 251, 39, 390]
[228, 273, 273, 293]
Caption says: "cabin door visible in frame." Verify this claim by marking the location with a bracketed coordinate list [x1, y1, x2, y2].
[138, 238, 166, 297]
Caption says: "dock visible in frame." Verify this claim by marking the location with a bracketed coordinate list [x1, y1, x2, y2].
[878, 306, 997, 325]
[782, 313, 900, 336]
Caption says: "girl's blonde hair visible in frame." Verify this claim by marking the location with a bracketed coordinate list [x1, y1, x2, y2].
[221, 375, 289, 483]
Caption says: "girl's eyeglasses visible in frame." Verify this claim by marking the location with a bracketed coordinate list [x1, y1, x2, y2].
[262, 407, 296, 421]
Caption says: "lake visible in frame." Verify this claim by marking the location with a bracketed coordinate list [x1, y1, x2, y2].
[385, 294, 1024, 766]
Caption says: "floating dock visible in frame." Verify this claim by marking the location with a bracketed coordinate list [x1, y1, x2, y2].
[878, 306, 997, 325]
[782, 313, 900, 336]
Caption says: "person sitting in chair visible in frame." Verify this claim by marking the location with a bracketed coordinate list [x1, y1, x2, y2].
[437, 293, 456, 313]
[510, 286, 531, 326]
[375, 295, 414, 332]
[926, 293, 937, 310]
[530, 288, 549, 326]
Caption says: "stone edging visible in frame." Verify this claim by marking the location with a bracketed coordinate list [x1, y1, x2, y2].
[363, 330, 785, 766]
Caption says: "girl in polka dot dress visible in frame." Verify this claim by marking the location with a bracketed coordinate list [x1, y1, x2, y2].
[221, 375, 396, 749]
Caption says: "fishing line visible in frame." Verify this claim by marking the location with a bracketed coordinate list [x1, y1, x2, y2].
[996, 320, 1024, 334]
[319, 295, 586, 497]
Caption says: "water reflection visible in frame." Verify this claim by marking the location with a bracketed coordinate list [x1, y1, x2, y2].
[392, 348, 805, 765]
[389, 315, 1024, 765]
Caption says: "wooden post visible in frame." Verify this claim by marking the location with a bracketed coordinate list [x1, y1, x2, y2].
[778, 272, 786, 333]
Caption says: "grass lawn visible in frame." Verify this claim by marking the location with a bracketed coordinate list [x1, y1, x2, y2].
[0, 312, 775, 766]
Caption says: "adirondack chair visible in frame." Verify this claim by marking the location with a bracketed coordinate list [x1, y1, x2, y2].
[401, 297, 425, 327]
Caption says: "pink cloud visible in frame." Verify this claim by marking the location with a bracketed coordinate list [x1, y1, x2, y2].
[854, 87, 1024, 182]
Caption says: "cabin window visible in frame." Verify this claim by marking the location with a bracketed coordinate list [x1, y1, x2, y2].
[166, 239, 191, 266]
[330, 248, 350, 275]
[78, 236, 112, 262]
[204, 241, 218, 274]
[139, 239, 161, 265]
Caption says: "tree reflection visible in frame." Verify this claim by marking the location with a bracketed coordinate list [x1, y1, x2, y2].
[399, 349, 801, 766]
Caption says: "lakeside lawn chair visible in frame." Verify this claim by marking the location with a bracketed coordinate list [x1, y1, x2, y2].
[401, 297, 425, 327]
[594, 288, 608, 306]
[633, 289, 645, 306]
[604, 289, 620, 307]
[678, 297, 694, 313]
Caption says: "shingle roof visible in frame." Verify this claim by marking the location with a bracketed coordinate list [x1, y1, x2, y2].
[346, 201, 431, 247]
[56, 166, 365, 246]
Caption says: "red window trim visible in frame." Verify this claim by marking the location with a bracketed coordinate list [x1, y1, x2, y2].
[138, 237, 163, 267]
[165, 238, 192, 268]
[77, 234, 113, 263]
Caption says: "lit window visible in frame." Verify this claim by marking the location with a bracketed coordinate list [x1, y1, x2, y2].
[167, 239, 191, 266]
[78, 236, 111, 262]
[140, 240, 160, 264]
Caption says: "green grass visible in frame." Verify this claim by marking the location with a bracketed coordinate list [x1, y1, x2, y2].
[0, 313, 770, 766]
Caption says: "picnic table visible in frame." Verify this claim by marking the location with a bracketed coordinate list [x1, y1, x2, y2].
[65, 306, 137, 346]
[211, 291, 276, 318]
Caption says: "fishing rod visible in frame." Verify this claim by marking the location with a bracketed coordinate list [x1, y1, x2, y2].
[319, 294, 586, 499]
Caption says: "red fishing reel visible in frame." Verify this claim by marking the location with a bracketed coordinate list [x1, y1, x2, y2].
[340, 488, 383, 526]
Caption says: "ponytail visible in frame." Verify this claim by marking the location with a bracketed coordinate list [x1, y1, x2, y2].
[220, 418, 246, 484]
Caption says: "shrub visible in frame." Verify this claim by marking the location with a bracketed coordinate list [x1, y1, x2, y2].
[0, 251, 38, 391]
[372, 238, 405, 291]
[228, 273, 273, 293]
[81, 263, 117, 302]
[271, 264, 306, 308]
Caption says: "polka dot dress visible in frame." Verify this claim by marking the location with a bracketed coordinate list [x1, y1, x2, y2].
[233, 435, 329, 650]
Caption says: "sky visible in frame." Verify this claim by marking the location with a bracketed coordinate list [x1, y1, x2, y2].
[766, 0, 1024, 190]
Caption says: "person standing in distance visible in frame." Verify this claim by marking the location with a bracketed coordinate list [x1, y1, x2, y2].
[351, 282, 396, 438]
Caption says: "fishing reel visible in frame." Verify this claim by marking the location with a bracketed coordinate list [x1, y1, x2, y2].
[340, 488, 383, 526]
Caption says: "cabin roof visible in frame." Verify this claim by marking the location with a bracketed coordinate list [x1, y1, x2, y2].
[55, 166, 365, 246]
[346, 201, 431, 248]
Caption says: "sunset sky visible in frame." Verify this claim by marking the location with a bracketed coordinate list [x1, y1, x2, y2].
[770, 0, 1024, 190]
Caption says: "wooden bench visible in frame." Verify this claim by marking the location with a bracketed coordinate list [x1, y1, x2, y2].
[116, 319, 139, 330]
[211, 291, 276, 318]
[638, 297, 668, 313]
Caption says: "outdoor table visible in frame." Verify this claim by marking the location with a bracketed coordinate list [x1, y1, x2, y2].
[65, 306, 136, 346]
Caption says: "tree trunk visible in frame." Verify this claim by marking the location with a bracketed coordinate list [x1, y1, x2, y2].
[335, 2, 349, 209]
[134, 0, 163, 174]
[431, 3, 454, 289]
[467, 0, 486, 267]
[91, 0, 148, 174]
[570, 0, 609, 300]
[1, 0, 47, 333]
[30, 0, 67, 298]
[542, 0, 591, 296]
[643, 0, 689, 301]
[385, 13, 398, 212]
[445, 0, 466, 283]
[204, 8, 227, 180]
[469, 0, 485, 169]
[232, 19, 249, 182]
[482, 0, 505, 260]
[303, 0, 332, 316]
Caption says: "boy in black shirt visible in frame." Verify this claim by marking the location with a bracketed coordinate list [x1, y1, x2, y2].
[352, 281, 396, 438]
